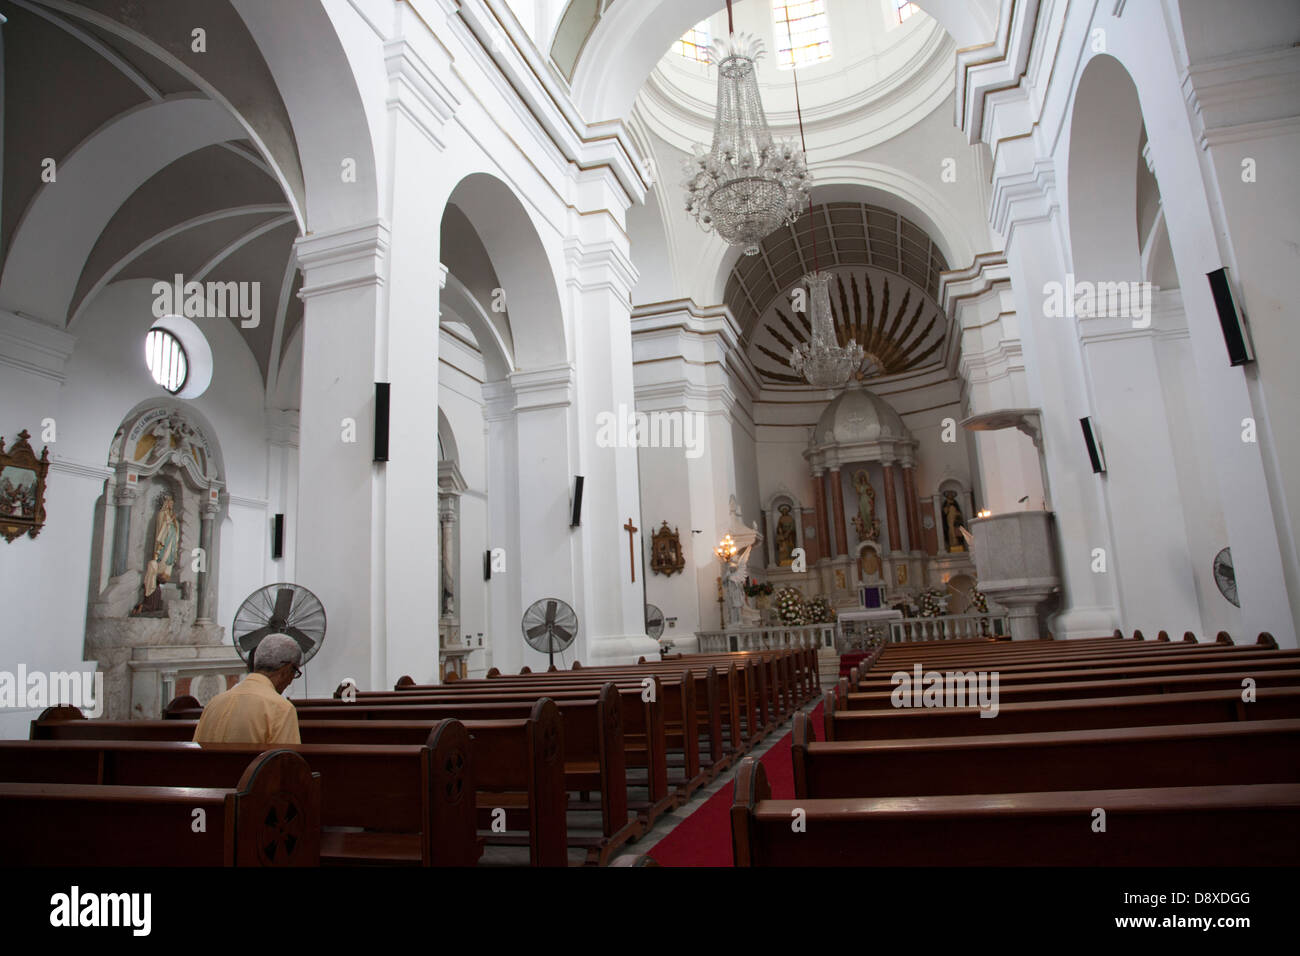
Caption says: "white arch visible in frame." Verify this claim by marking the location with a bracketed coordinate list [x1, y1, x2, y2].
[693, 160, 980, 305]
[1065, 54, 1143, 283]
[442, 173, 568, 370]
[230, 0, 381, 233]
[568, 0, 1002, 124]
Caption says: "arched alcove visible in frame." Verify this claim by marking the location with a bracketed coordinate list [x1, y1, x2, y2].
[444, 173, 568, 370]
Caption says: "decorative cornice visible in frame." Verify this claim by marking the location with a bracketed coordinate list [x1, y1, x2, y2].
[563, 237, 639, 299]
[49, 458, 113, 482]
[450, 0, 648, 205]
[384, 36, 462, 150]
[227, 494, 268, 511]
[1182, 45, 1300, 149]
[0, 309, 76, 382]
[989, 158, 1058, 240]
[956, 0, 1041, 144]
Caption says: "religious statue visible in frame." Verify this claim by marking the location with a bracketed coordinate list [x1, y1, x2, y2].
[942, 491, 967, 553]
[851, 470, 880, 541]
[133, 494, 180, 614]
[724, 560, 747, 626]
[859, 548, 881, 581]
[141, 418, 173, 465]
[440, 527, 455, 618]
[774, 504, 797, 566]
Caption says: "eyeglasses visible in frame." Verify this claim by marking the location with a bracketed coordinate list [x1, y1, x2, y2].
[292, 665, 303, 680]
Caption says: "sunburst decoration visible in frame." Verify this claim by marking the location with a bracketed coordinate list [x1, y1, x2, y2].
[751, 269, 944, 384]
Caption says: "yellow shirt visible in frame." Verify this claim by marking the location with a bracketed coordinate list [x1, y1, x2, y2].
[193, 673, 300, 745]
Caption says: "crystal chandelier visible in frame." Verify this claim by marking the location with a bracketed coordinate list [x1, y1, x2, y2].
[790, 272, 864, 389]
[683, 30, 812, 255]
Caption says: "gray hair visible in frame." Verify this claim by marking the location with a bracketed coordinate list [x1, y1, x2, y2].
[254, 634, 304, 673]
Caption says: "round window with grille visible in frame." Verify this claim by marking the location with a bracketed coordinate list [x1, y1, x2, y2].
[145, 327, 189, 394]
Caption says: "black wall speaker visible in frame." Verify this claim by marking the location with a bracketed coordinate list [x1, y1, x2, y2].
[271, 514, 284, 560]
[570, 475, 585, 528]
[483, 549, 492, 581]
[1206, 268, 1255, 366]
[374, 382, 391, 462]
[1080, 416, 1106, 474]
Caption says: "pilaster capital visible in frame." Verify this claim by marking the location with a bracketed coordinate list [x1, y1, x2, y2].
[295, 220, 390, 300]
[564, 237, 639, 301]
[510, 363, 576, 413]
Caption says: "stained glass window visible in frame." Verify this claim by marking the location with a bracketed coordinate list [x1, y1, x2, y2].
[773, 1, 833, 70]
[675, 20, 712, 63]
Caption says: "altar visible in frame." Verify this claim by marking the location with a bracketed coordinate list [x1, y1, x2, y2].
[837, 606, 903, 651]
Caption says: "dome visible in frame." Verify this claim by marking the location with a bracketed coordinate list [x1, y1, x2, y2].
[812, 383, 910, 446]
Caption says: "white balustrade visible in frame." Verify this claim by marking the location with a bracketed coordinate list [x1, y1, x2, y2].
[887, 613, 1009, 643]
[692, 623, 837, 654]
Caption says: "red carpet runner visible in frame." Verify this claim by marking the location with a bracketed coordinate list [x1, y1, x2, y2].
[648, 701, 824, 867]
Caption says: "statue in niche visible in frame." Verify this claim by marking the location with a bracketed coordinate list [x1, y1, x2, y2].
[133, 494, 180, 615]
[724, 560, 747, 625]
[851, 470, 880, 541]
[440, 532, 455, 618]
[860, 549, 882, 582]
[774, 504, 797, 566]
[942, 491, 967, 553]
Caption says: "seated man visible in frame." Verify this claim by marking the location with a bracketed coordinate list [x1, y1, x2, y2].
[194, 634, 303, 745]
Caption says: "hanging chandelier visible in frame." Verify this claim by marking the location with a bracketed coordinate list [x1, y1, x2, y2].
[790, 271, 864, 389]
[683, 13, 811, 256]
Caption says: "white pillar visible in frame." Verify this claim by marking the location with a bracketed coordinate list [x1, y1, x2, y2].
[566, 183, 657, 664]
[996, 173, 1119, 638]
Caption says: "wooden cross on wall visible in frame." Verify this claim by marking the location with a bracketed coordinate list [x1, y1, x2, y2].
[624, 517, 638, 582]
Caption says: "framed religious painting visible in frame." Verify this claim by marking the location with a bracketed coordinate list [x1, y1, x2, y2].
[650, 521, 686, 576]
[0, 430, 50, 542]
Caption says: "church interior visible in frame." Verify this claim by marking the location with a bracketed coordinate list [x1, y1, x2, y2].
[0, 0, 1297, 884]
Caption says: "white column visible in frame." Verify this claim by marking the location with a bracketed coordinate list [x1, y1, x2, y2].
[482, 379, 519, 674]
[566, 188, 657, 664]
[294, 222, 387, 694]
[631, 300, 747, 645]
[994, 166, 1119, 638]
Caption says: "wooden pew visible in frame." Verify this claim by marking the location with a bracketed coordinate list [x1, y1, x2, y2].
[0, 749, 321, 866]
[405, 671, 705, 800]
[319, 679, 678, 831]
[28, 705, 558, 866]
[851, 647, 1300, 694]
[792, 713, 1300, 799]
[291, 688, 637, 864]
[845, 668, 1300, 710]
[731, 757, 1300, 866]
[822, 685, 1300, 740]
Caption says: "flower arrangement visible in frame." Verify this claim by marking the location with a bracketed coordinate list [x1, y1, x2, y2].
[743, 578, 774, 598]
[774, 586, 806, 625]
[916, 588, 947, 618]
[804, 596, 836, 624]
[969, 587, 989, 614]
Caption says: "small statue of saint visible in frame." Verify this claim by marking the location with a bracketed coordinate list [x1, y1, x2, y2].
[775, 505, 797, 566]
[133, 495, 180, 614]
[943, 492, 967, 553]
